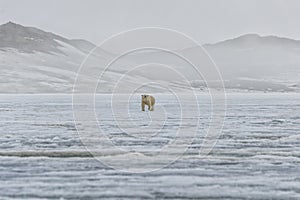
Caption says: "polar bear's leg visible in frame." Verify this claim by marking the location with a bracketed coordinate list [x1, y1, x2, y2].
[141, 102, 145, 111]
[149, 103, 154, 111]
[148, 100, 151, 110]
[148, 100, 154, 111]
[150, 105, 154, 111]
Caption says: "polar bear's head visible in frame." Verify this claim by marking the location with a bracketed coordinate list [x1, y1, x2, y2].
[141, 94, 149, 102]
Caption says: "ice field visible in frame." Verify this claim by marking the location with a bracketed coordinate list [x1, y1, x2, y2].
[0, 93, 299, 199]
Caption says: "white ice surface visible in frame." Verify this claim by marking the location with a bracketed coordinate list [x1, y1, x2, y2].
[0, 93, 299, 199]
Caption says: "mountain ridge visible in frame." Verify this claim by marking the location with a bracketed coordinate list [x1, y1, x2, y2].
[204, 33, 300, 48]
[0, 21, 95, 54]
[0, 22, 299, 93]
[3, 21, 300, 52]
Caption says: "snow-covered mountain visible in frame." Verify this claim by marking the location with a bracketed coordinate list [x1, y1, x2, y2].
[0, 22, 299, 93]
[203, 34, 300, 92]
[0, 22, 97, 93]
[0, 22, 95, 54]
[114, 33, 300, 92]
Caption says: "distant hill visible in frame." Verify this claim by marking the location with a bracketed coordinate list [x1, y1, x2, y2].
[0, 22, 97, 93]
[202, 34, 300, 91]
[0, 22, 299, 93]
[0, 22, 95, 54]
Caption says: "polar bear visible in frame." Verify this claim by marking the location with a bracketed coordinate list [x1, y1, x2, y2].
[141, 94, 155, 111]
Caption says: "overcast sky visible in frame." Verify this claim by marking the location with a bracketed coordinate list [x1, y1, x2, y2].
[0, 0, 300, 44]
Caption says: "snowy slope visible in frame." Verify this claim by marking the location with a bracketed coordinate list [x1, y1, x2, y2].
[203, 34, 300, 91]
[0, 22, 95, 93]
[103, 33, 300, 93]
[0, 22, 299, 93]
